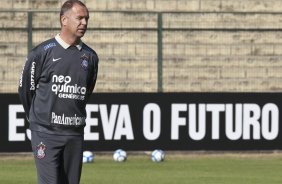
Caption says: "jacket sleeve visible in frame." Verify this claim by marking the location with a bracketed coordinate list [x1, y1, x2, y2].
[18, 51, 41, 120]
[89, 55, 99, 94]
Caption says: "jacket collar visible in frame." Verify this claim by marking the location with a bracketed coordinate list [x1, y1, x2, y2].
[55, 34, 82, 50]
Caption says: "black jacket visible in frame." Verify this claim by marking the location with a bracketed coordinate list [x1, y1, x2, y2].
[18, 36, 99, 135]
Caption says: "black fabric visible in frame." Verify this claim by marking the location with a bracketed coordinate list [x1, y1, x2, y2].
[31, 131, 84, 184]
[18, 37, 99, 135]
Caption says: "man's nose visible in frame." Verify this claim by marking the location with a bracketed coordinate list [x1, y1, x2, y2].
[81, 18, 87, 25]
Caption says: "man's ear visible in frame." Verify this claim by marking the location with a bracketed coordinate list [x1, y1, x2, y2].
[61, 15, 68, 26]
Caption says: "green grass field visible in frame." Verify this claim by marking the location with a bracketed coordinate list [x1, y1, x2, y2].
[1, 152, 282, 184]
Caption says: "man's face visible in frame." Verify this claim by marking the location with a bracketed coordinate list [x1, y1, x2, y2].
[62, 4, 89, 38]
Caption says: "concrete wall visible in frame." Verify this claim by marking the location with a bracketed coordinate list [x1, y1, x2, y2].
[3, 0, 282, 12]
[1, 0, 282, 92]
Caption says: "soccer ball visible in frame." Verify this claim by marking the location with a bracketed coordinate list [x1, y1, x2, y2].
[83, 151, 94, 163]
[113, 149, 127, 162]
[151, 149, 165, 162]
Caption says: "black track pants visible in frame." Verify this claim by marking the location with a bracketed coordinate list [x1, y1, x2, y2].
[31, 131, 83, 184]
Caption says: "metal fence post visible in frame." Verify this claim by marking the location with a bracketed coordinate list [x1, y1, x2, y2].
[157, 13, 163, 93]
[28, 11, 33, 52]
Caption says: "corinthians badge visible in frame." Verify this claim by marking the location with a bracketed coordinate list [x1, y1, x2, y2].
[80, 53, 89, 71]
[36, 142, 46, 159]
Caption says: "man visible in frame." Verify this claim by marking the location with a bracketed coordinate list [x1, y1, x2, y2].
[18, 0, 98, 183]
